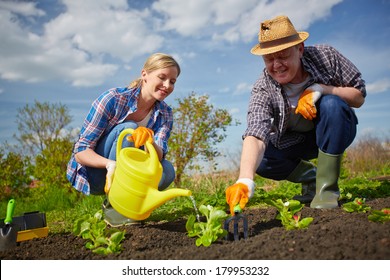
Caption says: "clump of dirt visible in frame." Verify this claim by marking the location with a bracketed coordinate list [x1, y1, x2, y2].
[1, 197, 389, 260]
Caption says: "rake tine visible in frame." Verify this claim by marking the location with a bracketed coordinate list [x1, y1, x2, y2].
[224, 213, 248, 241]
[224, 216, 233, 240]
[242, 214, 248, 239]
[233, 217, 239, 241]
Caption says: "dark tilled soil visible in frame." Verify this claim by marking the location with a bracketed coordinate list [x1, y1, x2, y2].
[1, 197, 389, 260]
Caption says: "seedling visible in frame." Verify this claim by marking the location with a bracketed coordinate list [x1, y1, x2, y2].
[368, 208, 390, 223]
[266, 199, 313, 230]
[342, 197, 371, 213]
[186, 204, 227, 247]
[73, 210, 126, 255]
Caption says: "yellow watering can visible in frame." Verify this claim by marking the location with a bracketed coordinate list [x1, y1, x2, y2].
[108, 128, 192, 221]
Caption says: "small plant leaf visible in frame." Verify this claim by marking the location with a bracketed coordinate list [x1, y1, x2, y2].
[185, 215, 196, 232]
[72, 210, 126, 255]
[266, 199, 313, 230]
[342, 197, 371, 213]
[299, 217, 314, 229]
[368, 208, 390, 223]
[186, 204, 227, 247]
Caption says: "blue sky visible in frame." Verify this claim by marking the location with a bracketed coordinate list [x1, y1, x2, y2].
[0, 0, 389, 168]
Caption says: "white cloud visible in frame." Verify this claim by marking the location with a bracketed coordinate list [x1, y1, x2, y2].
[70, 63, 119, 87]
[366, 79, 390, 94]
[0, 0, 163, 87]
[45, 0, 163, 61]
[358, 126, 390, 139]
[154, 0, 342, 43]
[0, 0, 45, 17]
[0, 0, 351, 88]
[219, 87, 230, 93]
[152, 0, 211, 36]
[233, 82, 252, 95]
[229, 107, 240, 115]
[152, 0, 258, 38]
[231, 0, 342, 43]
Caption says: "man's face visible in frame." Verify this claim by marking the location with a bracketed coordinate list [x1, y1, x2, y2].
[262, 44, 304, 84]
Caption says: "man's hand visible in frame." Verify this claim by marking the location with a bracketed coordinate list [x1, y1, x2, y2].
[225, 179, 255, 216]
[104, 160, 116, 193]
[295, 83, 323, 120]
[127, 127, 154, 148]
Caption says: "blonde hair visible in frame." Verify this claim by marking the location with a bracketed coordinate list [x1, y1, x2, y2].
[129, 53, 181, 88]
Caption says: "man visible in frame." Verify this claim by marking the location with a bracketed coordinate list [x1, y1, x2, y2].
[226, 15, 365, 214]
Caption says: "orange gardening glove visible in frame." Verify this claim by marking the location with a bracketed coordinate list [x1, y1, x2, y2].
[295, 84, 323, 120]
[127, 127, 154, 148]
[226, 183, 250, 216]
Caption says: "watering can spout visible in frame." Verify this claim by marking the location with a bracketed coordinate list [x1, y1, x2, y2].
[141, 187, 192, 214]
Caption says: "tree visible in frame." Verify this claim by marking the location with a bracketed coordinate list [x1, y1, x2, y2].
[168, 92, 240, 185]
[0, 147, 33, 200]
[15, 100, 73, 156]
[34, 138, 74, 191]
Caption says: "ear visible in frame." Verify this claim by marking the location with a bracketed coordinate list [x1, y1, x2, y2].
[298, 43, 305, 57]
[141, 69, 147, 81]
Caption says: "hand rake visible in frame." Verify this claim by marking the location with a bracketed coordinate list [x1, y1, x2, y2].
[224, 205, 248, 241]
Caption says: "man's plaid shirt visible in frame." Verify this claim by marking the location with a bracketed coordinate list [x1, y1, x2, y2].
[243, 44, 366, 149]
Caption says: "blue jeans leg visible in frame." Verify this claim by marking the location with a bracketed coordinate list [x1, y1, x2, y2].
[314, 95, 358, 154]
[256, 95, 358, 181]
[159, 159, 176, 191]
[256, 130, 318, 180]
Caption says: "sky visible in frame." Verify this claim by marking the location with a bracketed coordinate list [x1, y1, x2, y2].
[0, 0, 389, 169]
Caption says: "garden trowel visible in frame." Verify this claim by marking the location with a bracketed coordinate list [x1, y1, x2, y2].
[0, 199, 19, 251]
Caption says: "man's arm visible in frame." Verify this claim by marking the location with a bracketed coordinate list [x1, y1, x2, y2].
[225, 136, 266, 215]
[238, 136, 266, 180]
[321, 85, 365, 108]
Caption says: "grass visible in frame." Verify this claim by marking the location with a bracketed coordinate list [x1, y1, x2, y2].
[343, 135, 390, 177]
[1, 136, 389, 234]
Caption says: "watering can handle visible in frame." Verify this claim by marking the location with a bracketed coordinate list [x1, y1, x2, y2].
[116, 128, 159, 164]
[116, 128, 134, 157]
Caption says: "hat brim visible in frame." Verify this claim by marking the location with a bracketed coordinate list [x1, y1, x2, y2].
[250, 31, 309, 56]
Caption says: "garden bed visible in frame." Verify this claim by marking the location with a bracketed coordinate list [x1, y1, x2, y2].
[1, 197, 389, 260]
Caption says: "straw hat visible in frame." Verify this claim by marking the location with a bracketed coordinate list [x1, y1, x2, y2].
[250, 15, 309, 56]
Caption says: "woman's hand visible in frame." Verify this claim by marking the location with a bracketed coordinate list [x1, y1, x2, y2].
[104, 160, 116, 193]
[127, 127, 154, 148]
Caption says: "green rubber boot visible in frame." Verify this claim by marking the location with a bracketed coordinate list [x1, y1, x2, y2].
[287, 160, 317, 204]
[310, 150, 342, 209]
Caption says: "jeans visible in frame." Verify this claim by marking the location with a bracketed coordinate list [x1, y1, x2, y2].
[87, 121, 176, 194]
[257, 95, 358, 180]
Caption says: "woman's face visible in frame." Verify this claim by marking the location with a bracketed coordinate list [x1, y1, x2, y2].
[262, 44, 304, 85]
[142, 66, 179, 101]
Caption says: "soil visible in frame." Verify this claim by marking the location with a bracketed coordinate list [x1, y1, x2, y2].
[1, 197, 389, 260]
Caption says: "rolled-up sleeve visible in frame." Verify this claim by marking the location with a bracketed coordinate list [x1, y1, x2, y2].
[243, 84, 273, 144]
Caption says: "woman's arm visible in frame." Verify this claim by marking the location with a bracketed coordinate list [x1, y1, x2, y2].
[74, 148, 110, 168]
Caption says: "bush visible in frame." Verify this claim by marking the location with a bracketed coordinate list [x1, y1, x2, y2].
[0, 148, 33, 200]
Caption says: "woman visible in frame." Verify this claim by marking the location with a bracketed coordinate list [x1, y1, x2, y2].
[67, 53, 180, 225]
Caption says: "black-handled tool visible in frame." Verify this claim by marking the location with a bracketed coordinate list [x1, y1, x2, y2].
[224, 205, 248, 241]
